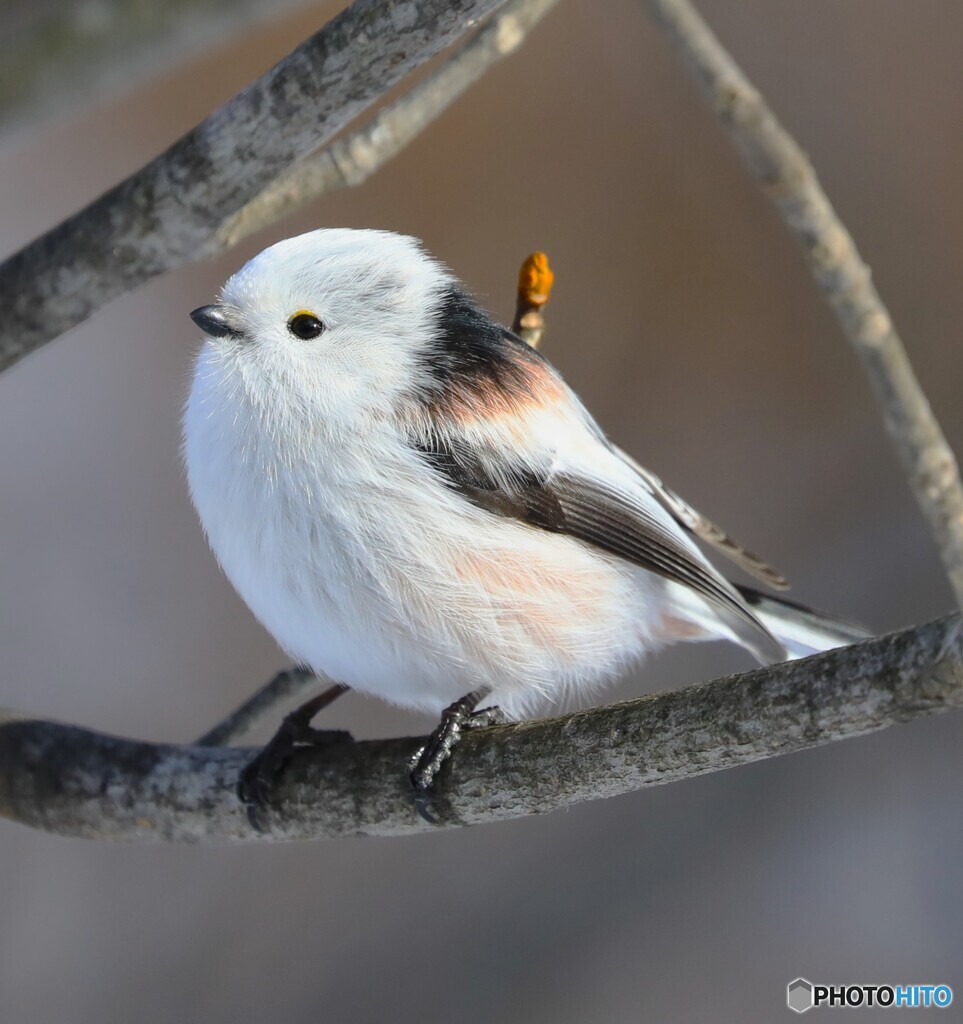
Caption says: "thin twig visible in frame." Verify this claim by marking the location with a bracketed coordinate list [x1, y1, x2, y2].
[510, 251, 554, 348]
[0, 0, 512, 374]
[0, 616, 958, 842]
[641, 0, 963, 609]
[195, 672, 347, 747]
[219, 0, 561, 248]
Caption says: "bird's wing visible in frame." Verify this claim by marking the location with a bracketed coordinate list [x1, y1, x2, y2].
[414, 428, 758, 626]
[411, 419, 780, 657]
[411, 304, 784, 659]
[611, 445, 790, 591]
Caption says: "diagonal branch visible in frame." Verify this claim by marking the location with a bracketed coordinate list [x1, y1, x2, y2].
[641, 0, 963, 609]
[0, 0, 511, 374]
[194, 670, 346, 748]
[218, 0, 561, 249]
[0, 616, 958, 842]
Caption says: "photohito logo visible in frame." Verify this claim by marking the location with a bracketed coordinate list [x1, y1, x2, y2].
[787, 979, 953, 1013]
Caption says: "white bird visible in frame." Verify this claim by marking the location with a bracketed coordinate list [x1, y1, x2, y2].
[184, 228, 867, 813]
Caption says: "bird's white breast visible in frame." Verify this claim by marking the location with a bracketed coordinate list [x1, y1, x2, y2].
[183, 343, 670, 717]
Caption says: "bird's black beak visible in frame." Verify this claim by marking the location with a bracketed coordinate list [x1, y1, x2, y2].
[190, 304, 243, 339]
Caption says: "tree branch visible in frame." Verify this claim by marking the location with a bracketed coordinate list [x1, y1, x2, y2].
[0, 617, 958, 842]
[2, 1, 955, 849]
[218, 0, 561, 249]
[194, 671, 347, 748]
[641, 0, 963, 609]
[0, 0, 511, 374]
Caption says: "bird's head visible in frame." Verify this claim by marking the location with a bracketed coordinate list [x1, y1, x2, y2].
[190, 228, 457, 424]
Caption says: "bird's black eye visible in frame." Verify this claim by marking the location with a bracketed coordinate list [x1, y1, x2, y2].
[288, 311, 325, 340]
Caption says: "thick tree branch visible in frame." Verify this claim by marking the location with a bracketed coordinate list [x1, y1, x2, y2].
[219, 0, 560, 248]
[0, 0, 511, 374]
[0, 617, 958, 842]
[641, 0, 963, 609]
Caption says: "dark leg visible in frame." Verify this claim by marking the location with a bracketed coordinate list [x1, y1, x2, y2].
[239, 683, 351, 830]
[408, 686, 507, 823]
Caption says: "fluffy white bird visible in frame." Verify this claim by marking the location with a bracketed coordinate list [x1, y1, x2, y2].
[184, 228, 866, 809]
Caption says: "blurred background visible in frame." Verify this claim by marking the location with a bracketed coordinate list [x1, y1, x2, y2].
[0, 0, 961, 1020]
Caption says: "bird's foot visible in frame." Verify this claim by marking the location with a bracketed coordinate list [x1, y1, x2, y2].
[408, 688, 506, 824]
[238, 687, 351, 831]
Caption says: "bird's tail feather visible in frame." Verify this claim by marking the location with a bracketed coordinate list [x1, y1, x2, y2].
[735, 585, 872, 660]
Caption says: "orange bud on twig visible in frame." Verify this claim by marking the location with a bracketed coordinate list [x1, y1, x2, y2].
[511, 251, 554, 349]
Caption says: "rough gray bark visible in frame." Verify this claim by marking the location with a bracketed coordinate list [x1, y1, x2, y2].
[0, 617, 958, 843]
[219, 0, 561, 248]
[642, 0, 963, 609]
[0, 0, 509, 373]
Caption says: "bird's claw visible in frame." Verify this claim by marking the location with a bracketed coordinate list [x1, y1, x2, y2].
[238, 720, 352, 832]
[407, 696, 505, 824]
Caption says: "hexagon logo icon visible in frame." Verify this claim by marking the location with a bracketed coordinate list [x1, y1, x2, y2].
[788, 978, 814, 1013]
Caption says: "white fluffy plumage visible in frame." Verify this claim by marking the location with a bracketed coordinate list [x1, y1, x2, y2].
[184, 228, 863, 720]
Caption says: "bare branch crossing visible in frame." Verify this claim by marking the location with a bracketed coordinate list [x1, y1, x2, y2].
[0, 618, 958, 842]
[219, 0, 561, 248]
[0, 0, 510, 373]
[0, 0, 958, 850]
[642, 0, 963, 609]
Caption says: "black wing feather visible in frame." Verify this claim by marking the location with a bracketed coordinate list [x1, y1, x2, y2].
[414, 433, 765, 635]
